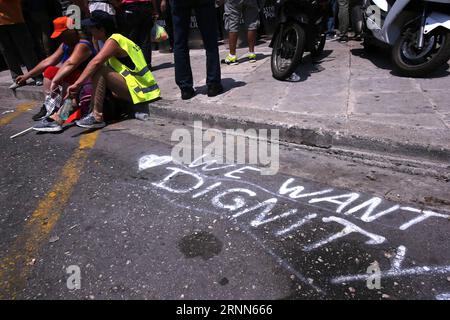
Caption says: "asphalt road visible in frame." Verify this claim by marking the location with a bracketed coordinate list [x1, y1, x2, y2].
[0, 98, 449, 300]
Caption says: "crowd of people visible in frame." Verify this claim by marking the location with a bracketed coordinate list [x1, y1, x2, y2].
[0, 0, 354, 132]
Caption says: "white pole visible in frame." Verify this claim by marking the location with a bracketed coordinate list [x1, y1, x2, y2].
[10, 127, 34, 139]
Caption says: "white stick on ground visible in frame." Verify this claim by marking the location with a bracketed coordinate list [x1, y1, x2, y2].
[10, 127, 34, 139]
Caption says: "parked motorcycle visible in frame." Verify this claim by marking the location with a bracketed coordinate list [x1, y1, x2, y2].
[353, 0, 450, 77]
[270, 0, 329, 80]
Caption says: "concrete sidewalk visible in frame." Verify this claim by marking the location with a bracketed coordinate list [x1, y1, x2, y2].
[1, 39, 449, 163]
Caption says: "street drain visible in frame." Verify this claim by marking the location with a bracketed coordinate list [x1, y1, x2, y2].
[178, 231, 223, 260]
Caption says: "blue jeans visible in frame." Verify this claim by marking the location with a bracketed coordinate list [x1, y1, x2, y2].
[327, 0, 337, 34]
[170, 0, 221, 90]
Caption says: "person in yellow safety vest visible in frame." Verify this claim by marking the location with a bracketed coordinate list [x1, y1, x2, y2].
[66, 10, 160, 129]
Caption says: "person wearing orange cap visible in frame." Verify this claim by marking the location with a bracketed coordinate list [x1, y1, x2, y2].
[16, 16, 97, 126]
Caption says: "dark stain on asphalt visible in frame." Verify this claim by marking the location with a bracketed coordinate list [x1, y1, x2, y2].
[178, 231, 223, 260]
[219, 277, 229, 286]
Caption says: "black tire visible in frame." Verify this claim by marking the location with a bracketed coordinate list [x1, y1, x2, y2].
[271, 22, 306, 80]
[392, 28, 450, 77]
[311, 34, 326, 58]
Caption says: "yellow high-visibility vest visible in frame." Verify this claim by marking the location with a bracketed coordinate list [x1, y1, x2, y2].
[107, 33, 160, 104]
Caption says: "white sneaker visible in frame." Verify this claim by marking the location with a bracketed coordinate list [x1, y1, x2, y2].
[9, 82, 20, 90]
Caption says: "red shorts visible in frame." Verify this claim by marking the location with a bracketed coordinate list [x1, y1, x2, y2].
[43, 66, 81, 85]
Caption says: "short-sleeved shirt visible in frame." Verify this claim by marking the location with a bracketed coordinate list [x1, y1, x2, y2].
[0, 0, 25, 25]
[61, 39, 97, 70]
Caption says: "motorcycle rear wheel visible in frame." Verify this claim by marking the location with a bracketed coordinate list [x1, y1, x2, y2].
[271, 22, 306, 80]
[392, 27, 450, 77]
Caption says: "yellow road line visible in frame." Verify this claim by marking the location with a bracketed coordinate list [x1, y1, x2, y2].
[0, 102, 37, 127]
[0, 130, 100, 299]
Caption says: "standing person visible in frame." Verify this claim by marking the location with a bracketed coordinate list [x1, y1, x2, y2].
[326, 0, 337, 40]
[337, 0, 349, 42]
[222, 0, 260, 65]
[216, 0, 225, 41]
[22, 0, 54, 60]
[168, 0, 223, 100]
[0, 0, 43, 89]
[118, 0, 158, 68]
[160, 0, 174, 52]
[66, 11, 161, 129]
[87, 0, 118, 15]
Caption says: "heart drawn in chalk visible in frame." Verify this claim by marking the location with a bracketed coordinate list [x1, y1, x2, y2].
[138, 154, 172, 171]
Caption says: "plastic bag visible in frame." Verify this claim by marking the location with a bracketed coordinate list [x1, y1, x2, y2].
[59, 98, 75, 121]
[151, 22, 169, 43]
[43, 85, 63, 118]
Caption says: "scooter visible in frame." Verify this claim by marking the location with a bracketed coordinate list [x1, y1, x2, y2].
[270, 0, 329, 80]
[353, 0, 450, 77]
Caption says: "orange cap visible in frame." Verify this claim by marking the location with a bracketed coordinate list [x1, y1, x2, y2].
[50, 16, 74, 39]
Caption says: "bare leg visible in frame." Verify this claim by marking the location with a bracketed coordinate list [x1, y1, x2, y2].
[43, 77, 51, 95]
[90, 65, 132, 121]
[90, 69, 107, 121]
[247, 30, 256, 53]
[228, 32, 238, 55]
[104, 67, 132, 101]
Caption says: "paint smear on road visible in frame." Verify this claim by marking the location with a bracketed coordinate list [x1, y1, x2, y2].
[0, 102, 36, 126]
[0, 130, 100, 299]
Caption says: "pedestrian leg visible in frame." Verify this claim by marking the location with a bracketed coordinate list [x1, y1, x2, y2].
[337, 0, 349, 36]
[9, 23, 42, 81]
[170, 3, 194, 90]
[194, 2, 221, 86]
[0, 25, 24, 80]
[137, 4, 154, 67]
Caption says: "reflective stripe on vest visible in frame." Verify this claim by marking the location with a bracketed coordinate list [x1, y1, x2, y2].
[120, 66, 150, 78]
[134, 83, 160, 94]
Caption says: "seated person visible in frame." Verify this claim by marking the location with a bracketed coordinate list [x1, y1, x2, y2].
[15, 16, 97, 122]
[66, 10, 161, 129]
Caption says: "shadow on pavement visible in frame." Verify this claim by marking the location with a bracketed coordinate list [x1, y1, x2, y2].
[237, 52, 271, 63]
[290, 49, 333, 82]
[351, 47, 393, 71]
[312, 49, 334, 63]
[351, 47, 450, 78]
[70, 127, 104, 138]
[152, 62, 174, 72]
[195, 77, 247, 95]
